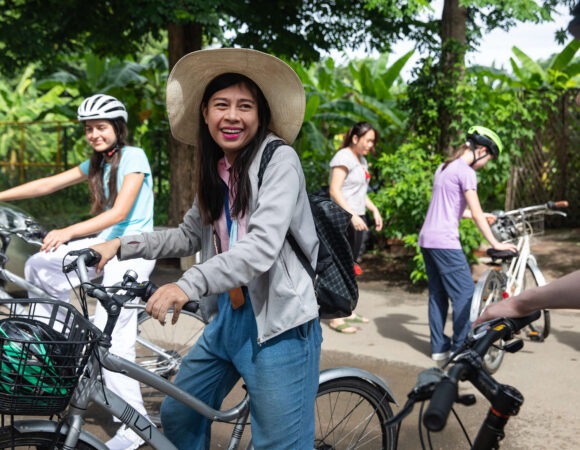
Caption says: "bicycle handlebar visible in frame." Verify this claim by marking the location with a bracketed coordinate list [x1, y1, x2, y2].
[422, 311, 541, 432]
[501, 200, 568, 218]
[65, 248, 199, 314]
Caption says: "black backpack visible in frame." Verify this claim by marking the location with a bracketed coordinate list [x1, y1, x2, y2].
[257, 140, 359, 319]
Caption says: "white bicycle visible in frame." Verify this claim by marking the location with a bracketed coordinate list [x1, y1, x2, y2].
[470, 201, 568, 374]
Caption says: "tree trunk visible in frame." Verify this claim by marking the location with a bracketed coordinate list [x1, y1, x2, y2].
[166, 23, 203, 226]
[437, 0, 467, 153]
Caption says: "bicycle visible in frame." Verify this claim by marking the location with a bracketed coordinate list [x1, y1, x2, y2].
[0, 249, 398, 449]
[0, 203, 206, 420]
[469, 201, 567, 374]
[377, 311, 542, 449]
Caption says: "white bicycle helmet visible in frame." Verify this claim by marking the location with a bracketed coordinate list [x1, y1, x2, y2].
[77, 94, 128, 123]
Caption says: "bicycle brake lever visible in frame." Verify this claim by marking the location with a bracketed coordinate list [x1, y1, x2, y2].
[412, 367, 445, 400]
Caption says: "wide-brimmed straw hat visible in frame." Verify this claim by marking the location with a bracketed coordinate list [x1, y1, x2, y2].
[166, 48, 305, 146]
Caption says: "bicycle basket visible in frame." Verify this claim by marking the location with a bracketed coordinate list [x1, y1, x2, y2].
[490, 214, 518, 242]
[0, 299, 100, 415]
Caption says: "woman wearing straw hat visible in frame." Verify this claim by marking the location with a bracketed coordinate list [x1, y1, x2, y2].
[91, 48, 322, 449]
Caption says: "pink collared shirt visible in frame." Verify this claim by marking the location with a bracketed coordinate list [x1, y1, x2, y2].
[214, 157, 248, 252]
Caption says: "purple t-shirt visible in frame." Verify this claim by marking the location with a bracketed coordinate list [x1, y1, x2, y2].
[419, 158, 477, 250]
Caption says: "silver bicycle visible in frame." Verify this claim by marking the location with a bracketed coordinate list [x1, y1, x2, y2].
[0, 249, 398, 449]
[0, 203, 205, 420]
[470, 201, 568, 374]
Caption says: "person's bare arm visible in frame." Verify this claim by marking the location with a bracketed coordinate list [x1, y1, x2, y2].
[329, 166, 368, 231]
[464, 190, 516, 253]
[41, 172, 145, 251]
[0, 167, 86, 201]
[365, 196, 383, 231]
[474, 270, 580, 325]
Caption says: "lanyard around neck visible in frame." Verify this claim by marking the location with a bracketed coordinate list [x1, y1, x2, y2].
[223, 183, 238, 248]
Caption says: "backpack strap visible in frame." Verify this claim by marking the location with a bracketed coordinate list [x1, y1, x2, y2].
[257, 139, 285, 189]
[257, 139, 316, 280]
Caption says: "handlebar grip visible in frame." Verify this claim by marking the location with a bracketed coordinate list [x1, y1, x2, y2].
[143, 282, 157, 301]
[505, 311, 541, 334]
[548, 200, 568, 209]
[423, 377, 458, 431]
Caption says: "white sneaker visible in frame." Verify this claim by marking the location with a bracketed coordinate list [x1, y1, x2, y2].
[106, 424, 145, 450]
[431, 351, 451, 368]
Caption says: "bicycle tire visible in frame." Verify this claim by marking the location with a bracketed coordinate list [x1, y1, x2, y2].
[315, 377, 396, 450]
[523, 265, 550, 340]
[136, 309, 205, 418]
[0, 427, 98, 449]
[473, 270, 505, 374]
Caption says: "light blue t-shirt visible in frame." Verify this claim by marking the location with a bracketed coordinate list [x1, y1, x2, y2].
[79, 146, 154, 240]
[419, 158, 477, 250]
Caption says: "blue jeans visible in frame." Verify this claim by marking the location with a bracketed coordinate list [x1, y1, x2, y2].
[421, 248, 474, 355]
[160, 292, 322, 450]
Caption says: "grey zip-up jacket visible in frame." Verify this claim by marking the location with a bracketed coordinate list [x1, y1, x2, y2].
[118, 134, 319, 343]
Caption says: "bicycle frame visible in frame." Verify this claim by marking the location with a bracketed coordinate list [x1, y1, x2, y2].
[502, 234, 546, 298]
[3, 252, 398, 449]
[7, 327, 396, 450]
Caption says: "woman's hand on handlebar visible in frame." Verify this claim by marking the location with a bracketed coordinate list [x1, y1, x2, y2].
[492, 241, 517, 253]
[41, 228, 73, 252]
[146, 283, 190, 325]
[89, 238, 121, 273]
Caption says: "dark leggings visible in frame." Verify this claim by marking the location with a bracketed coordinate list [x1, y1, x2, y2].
[347, 215, 368, 262]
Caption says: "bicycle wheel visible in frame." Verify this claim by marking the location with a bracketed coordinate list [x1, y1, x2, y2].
[315, 377, 396, 450]
[473, 270, 505, 374]
[523, 265, 550, 341]
[136, 309, 205, 416]
[0, 426, 98, 449]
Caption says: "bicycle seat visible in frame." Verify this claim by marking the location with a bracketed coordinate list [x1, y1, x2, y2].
[487, 248, 519, 260]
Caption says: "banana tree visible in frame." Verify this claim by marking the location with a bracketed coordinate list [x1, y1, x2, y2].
[0, 65, 71, 171]
[292, 51, 414, 190]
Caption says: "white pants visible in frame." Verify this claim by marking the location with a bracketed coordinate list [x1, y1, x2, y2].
[25, 236, 156, 418]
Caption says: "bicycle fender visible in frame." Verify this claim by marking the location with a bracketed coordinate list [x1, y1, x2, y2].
[526, 256, 547, 287]
[319, 366, 398, 405]
[8, 419, 108, 449]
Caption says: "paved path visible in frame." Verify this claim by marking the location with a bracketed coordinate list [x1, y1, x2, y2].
[72, 229, 580, 448]
[319, 229, 580, 449]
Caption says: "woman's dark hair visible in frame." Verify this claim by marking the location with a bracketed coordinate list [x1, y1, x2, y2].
[442, 142, 471, 171]
[340, 122, 379, 150]
[197, 73, 272, 224]
[87, 118, 128, 214]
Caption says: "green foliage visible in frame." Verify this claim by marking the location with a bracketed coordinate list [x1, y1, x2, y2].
[383, 40, 580, 282]
[373, 142, 440, 239]
[0, 0, 419, 76]
[292, 52, 412, 191]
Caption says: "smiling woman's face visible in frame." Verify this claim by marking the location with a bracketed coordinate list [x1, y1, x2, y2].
[83, 120, 117, 153]
[202, 82, 259, 163]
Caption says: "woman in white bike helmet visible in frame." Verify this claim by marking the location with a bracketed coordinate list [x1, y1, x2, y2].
[418, 125, 517, 367]
[0, 93, 155, 450]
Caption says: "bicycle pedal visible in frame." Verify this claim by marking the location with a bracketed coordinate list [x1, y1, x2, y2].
[527, 331, 543, 342]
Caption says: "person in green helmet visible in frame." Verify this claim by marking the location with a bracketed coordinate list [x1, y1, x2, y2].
[418, 126, 517, 367]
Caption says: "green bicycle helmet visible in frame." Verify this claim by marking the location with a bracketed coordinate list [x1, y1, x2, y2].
[467, 126, 503, 158]
[0, 318, 73, 396]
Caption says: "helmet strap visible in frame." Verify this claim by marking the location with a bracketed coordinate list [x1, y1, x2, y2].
[105, 120, 123, 157]
[467, 141, 488, 167]
[106, 143, 121, 158]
